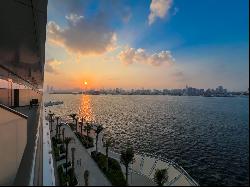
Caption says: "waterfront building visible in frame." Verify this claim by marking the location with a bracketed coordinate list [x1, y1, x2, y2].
[0, 0, 47, 185]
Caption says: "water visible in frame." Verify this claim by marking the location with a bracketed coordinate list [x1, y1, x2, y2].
[45, 94, 249, 186]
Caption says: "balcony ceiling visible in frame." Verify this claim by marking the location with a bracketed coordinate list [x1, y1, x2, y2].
[0, 0, 47, 89]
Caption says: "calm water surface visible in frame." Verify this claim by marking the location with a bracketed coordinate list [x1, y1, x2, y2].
[45, 94, 249, 186]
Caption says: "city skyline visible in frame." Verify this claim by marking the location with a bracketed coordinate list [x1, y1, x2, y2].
[45, 84, 249, 95]
[44, 0, 249, 91]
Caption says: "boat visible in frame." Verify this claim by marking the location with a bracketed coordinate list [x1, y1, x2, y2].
[44, 101, 64, 107]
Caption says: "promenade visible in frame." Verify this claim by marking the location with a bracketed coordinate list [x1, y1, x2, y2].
[50, 118, 197, 186]
[87, 131, 156, 186]
[51, 122, 111, 186]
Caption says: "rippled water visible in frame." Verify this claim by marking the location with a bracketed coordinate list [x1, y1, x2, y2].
[45, 94, 249, 186]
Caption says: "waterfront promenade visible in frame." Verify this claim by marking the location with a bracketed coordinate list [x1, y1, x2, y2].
[86, 131, 156, 186]
[48, 113, 198, 186]
[51, 122, 111, 186]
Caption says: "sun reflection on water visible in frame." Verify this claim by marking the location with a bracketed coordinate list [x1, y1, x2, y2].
[78, 95, 94, 122]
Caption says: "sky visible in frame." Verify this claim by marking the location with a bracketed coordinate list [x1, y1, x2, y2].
[44, 0, 249, 91]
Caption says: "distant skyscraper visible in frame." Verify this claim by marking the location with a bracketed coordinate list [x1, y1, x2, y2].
[46, 85, 50, 93]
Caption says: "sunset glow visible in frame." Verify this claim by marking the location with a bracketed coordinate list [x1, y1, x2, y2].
[44, 0, 249, 91]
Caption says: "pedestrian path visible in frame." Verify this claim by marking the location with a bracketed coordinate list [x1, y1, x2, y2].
[50, 118, 198, 186]
[62, 125, 111, 186]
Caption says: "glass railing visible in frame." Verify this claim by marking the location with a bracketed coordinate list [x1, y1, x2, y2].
[42, 101, 56, 186]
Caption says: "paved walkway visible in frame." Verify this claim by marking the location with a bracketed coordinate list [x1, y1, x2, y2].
[51, 119, 197, 186]
[60, 125, 111, 186]
[87, 131, 156, 186]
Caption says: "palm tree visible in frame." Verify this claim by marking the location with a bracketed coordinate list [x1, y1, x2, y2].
[62, 128, 65, 142]
[84, 170, 89, 186]
[58, 124, 63, 140]
[94, 125, 104, 153]
[71, 147, 76, 185]
[69, 113, 77, 131]
[55, 116, 60, 139]
[48, 112, 55, 132]
[120, 145, 134, 186]
[79, 117, 84, 134]
[79, 121, 84, 136]
[64, 137, 73, 177]
[153, 169, 168, 186]
[75, 117, 79, 133]
[84, 122, 92, 146]
[103, 137, 112, 171]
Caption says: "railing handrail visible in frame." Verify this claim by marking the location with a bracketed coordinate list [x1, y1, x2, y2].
[0, 104, 28, 119]
[29, 102, 43, 185]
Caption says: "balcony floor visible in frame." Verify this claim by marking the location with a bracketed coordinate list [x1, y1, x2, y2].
[13, 105, 42, 186]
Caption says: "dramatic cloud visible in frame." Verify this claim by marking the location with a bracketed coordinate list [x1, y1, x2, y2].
[148, 0, 173, 25]
[45, 59, 62, 74]
[49, 0, 132, 23]
[47, 13, 117, 55]
[65, 14, 84, 26]
[119, 47, 175, 66]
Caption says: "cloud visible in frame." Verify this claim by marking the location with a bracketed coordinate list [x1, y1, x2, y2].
[49, 0, 132, 23]
[47, 13, 117, 55]
[119, 47, 175, 66]
[65, 14, 84, 26]
[148, 0, 173, 25]
[45, 58, 62, 74]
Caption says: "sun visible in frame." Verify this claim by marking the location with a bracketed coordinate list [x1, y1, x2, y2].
[84, 81, 88, 85]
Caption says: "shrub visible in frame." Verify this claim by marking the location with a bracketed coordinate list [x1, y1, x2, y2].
[75, 132, 94, 149]
[84, 170, 89, 186]
[68, 168, 78, 186]
[63, 161, 71, 169]
[57, 138, 63, 144]
[59, 144, 66, 154]
[58, 165, 68, 186]
[52, 136, 62, 145]
[52, 137, 56, 146]
[68, 123, 75, 131]
[52, 139, 60, 161]
[91, 152, 126, 186]
[60, 155, 66, 160]
[57, 164, 77, 186]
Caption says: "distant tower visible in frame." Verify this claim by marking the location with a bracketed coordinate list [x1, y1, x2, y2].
[47, 85, 50, 93]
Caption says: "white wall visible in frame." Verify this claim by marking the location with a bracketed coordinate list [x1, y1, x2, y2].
[19, 89, 42, 106]
[0, 88, 42, 107]
[0, 107, 27, 185]
[0, 88, 13, 106]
